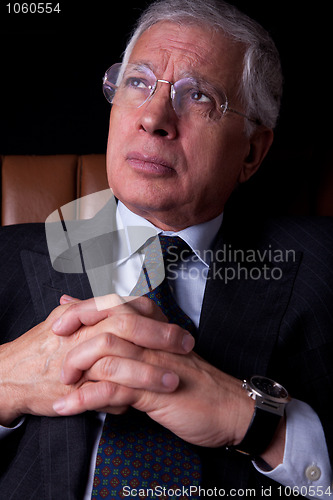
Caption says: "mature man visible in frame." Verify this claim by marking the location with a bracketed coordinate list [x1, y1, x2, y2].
[0, 0, 332, 499]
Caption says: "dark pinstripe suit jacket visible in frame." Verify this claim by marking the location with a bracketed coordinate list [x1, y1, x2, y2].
[0, 212, 332, 499]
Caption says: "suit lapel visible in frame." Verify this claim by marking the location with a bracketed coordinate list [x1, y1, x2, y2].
[197, 217, 302, 378]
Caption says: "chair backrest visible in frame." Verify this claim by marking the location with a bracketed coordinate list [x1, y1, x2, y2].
[1, 154, 109, 225]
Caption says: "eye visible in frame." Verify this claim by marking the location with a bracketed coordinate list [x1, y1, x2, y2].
[124, 77, 150, 90]
[190, 91, 212, 103]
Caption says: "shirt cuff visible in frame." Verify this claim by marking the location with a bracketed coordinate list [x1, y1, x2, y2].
[253, 398, 333, 498]
[0, 416, 25, 438]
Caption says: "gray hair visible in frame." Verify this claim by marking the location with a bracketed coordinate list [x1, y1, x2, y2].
[121, 0, 283, 134]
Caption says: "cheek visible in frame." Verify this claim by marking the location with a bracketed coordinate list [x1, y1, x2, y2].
[180, 123, 227, 179]
[181, 124, 247, 196]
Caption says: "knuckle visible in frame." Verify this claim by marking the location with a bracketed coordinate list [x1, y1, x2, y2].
[129, 315, 143, 342]
[77, 381, 119, 409]
[164, 323, 183, 347]
[110, 312, 127, 334]
[66, 301, 82, 315]
[98, 356, 119, 379]
[114, 313, 139, 340]
[139, 365, 153, 386]
[98, 380, 118, 399]
[75, 386, 88, 407]
[98, 332, 116, 351]
[139, 363, 162, 388]
[47, 303, 68, 323]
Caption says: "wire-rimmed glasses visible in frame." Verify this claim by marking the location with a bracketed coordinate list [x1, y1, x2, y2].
[102, 63, 259, 124]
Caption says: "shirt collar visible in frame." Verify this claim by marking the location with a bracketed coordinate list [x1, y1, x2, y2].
[117, 201, 223, 267]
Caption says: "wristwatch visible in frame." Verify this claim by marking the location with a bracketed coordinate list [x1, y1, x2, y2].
[228, 375, 289, 457]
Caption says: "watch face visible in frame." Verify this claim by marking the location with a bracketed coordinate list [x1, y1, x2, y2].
[251, 376, 288, 400]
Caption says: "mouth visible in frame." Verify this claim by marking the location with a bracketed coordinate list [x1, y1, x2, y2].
[126, 152, 175, 175]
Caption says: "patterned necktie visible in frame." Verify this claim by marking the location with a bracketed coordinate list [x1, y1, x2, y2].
[142, 235, 197, 336]
[92, 236, 201, 499]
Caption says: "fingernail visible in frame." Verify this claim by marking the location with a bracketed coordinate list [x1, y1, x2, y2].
[182, 333, 195, 352]
[52, 318, 62, 332]
[162, 372, 179, 390]
[60, 294, 75, 304]
[53, 398, 66, 413]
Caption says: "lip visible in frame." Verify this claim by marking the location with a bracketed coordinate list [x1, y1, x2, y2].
[126, 152, 175, 175]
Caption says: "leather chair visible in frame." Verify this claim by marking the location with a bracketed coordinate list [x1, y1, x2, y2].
[1, 154, 109, 225]
[1, 152, 333, 225]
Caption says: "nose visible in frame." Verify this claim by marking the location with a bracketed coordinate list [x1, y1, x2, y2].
[137, 81, 178, 138]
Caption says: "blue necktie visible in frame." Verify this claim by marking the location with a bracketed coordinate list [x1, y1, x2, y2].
[92, 236, 201, 499]
[141, 235, 197, 336]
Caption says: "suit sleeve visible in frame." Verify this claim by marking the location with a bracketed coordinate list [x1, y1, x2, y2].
[269, 218, 333, 465]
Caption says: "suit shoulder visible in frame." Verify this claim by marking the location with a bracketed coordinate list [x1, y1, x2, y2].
[223, 213, 333, 253]
[0, 222, 46, 235]
[260, 217, 333, 297]
[261, 216, 333, 254]
[0, 223, 47, 254]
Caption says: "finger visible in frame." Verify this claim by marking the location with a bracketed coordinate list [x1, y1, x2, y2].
[92, 313, 195, 354]
[52, 295, 123, 334]
[59, 295, 81, 305]
[52, 295, 167, 336]
[53, 381, 138, 416]
[61, 333, 143, 384]
[84, 355, 179, 392]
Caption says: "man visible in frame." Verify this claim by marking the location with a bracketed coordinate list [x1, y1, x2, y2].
[0, 0, 332, 498]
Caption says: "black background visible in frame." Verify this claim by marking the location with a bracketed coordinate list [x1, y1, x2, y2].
[0, 1, 331, 215]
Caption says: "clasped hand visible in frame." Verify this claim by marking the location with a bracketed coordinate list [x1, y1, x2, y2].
[0, 294, 254, 449]
[50, 294, 254, 449]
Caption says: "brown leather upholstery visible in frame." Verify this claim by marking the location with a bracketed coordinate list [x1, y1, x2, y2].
[1, 154, 108, 225]
[0, 152, 332, 225]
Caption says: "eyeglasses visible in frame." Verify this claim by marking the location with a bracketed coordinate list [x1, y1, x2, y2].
[102, 63, 259, 124]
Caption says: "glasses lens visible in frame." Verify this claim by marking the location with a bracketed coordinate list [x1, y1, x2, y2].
[103, 63, 156, 109]
[103, 64, 123, 104]
[173, 78, 227, 121]
[118, 65, 157, 108]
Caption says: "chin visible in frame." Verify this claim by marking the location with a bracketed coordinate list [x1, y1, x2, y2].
[117, 182, 174, 208]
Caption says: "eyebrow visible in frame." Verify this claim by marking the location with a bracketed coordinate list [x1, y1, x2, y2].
[127, 60, 155, 73]
[182, 70, 226, 92]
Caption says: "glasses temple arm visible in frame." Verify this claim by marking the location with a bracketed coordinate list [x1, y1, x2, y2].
[221, 104, 261, 125]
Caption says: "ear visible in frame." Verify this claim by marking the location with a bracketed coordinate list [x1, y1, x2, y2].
[238, 127, 274, 184]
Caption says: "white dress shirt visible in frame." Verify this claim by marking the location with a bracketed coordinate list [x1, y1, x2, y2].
[1, 200, 332, 499]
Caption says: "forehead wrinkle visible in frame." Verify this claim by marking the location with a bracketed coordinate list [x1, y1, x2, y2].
[132, 51, 203, 80]
[162, 34, 211, 67]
